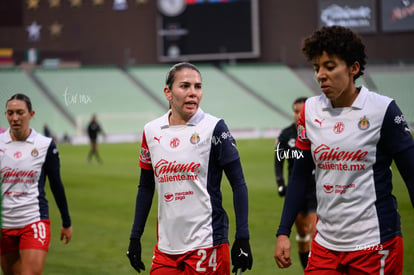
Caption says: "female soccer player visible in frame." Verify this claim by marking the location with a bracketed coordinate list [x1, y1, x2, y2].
[0, 93, 72, 275]
[274, 26, 414, 274]
[127, 62, 253, 274]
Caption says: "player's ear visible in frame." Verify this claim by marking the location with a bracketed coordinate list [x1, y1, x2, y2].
[164, 86, 172, 101]
[350, 61, 360, 77]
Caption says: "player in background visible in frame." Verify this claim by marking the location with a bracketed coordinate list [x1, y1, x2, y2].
[0, 93, 72, 275]
[126, 62, 253, 274]
[273, 25, 414, 274]
[274, 96, 316, 269]
[86, 114, 105, 163]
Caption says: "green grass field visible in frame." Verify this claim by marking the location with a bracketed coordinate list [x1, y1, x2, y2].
[44, 139, 413, 274]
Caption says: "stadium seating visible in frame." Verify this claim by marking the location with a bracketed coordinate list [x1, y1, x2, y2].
[33, 67, 166, 138]
[129, 64, 293, 132]
[1, 64, 412, 142]
[222, 63, 316, 115]
[197, 64, 292, 130]
[366, 65, 414, 125]
[127, 65, 172, 105]
[0, 68, 75, 139]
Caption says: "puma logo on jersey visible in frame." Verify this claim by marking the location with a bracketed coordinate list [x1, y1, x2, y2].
[314, 118, 324, 127]
[154, 136, 161, 143]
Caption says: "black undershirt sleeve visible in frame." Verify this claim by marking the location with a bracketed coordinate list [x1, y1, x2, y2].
[130, 168, 155, 239]
[276, 150, 314, 237]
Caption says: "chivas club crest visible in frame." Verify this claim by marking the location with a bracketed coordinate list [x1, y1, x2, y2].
[31, 148, 39, 157]
[358, 116, 370, 130]
[190, 133, 200, 144]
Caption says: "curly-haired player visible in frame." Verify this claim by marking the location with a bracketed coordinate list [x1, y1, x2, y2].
[274, 26, 414, 274]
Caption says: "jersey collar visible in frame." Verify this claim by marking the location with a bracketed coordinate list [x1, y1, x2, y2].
[2, 128, 37, 144]
[187, 108, 205, 126]
[161, 108, 205, 129]
[321, 85, 368, 110]
[351, 86, 368, 110]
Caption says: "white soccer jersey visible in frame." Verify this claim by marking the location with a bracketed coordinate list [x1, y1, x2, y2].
[297, 86, 412, 251]
[139, 108, 241, 254]
[0, 129, 71, 229]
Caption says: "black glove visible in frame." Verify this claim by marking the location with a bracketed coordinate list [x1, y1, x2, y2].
[277, 180, 286, 197]
[231, 239, 253, 273]
[126, 238, 145, 273]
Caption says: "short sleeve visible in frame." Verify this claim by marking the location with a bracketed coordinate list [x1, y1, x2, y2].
[380, 101, 414, 156]
[139, 131, 152, 170]
[296, 104, 311, 150]
[211, 120, 240, 167]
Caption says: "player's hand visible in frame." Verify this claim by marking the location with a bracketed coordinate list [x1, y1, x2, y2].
[277, 181, 286, 197]
[127, 238, 145, 273]
[274, 235, 292, 268]
[231, 239, 253, 273]
[60, 226, 72, 244]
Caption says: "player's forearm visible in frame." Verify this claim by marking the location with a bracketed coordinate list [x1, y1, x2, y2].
[45, 142, 71, 227]
[130, 168, 155, 239]
[274, 154, 285, 184]
[232, 183, 249, 239]
[225, 159, 250, 239]
[276, 150, 313, 236]
[48, 172, 71, 227]
[48, 174, 71, 227]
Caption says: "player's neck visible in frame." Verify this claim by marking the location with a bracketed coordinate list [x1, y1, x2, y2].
[10, 128, 32, 141]
[169, 112, 189, 126]
[332, 86, 359, 108]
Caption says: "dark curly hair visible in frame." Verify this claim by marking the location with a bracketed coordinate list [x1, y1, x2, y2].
[301, 25, 366, 81]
